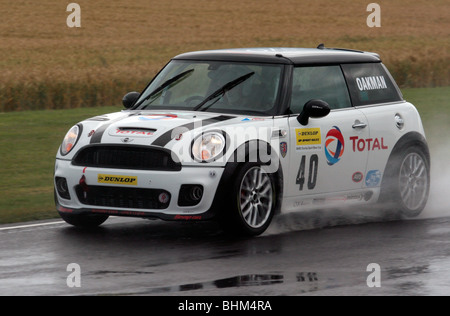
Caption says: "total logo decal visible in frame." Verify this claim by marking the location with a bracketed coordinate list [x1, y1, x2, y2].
[115, 129, 155, 136]
[324, 126, 345, 166]
[349, 136, 388, 152]
[139, 114, 178, 121]
[324, 127, 388, 164]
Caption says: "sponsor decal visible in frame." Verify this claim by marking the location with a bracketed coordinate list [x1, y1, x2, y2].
[346, 194, 363, 201]
[296, 128, 321, 146]
[115, 128, 155, 136]
[280, 142, 288, 158]
[90, 113, 136, 144]
[173, 133, 183, 141]
[92, 209, 148, 217]
[174, 215, 202, 220]
[352, 171, 364, 183]
[293, 200, 312, 208]
[139, 114, 178, 121]
[325, 126, 345, 166]
[241, 117, 265, 121]
[57, 206, 74, 213]
[158, 192, 170, 204]
[88, 130, 95, 137]
[97, 174, 137, 185]
[365, 170, 382, 187]
[356, 76, 387, 91]
[349, 136, 388, 152]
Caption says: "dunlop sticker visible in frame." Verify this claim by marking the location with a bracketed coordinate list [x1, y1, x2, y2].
[295, 128, 322, 150]
[98, 174, 137, 185]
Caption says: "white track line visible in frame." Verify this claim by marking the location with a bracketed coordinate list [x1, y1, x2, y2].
[0, 221, 65, 231]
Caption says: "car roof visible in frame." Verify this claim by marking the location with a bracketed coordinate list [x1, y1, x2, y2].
[173, 47, 381, 65]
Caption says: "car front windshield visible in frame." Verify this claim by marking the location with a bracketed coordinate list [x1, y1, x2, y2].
[134, 60, 283, 115]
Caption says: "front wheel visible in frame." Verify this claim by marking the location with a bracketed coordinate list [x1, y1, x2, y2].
[380, 146, 430, 218]
[59, 212, 109, 228]
[221, 163, 277, 236]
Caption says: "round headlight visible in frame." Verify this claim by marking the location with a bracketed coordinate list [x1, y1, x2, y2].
[192, 132, 226, 162]
[61, 125, 81, 156]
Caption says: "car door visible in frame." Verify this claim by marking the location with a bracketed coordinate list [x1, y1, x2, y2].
[341, 63, 405, 189]
[285, 65, 371, 199]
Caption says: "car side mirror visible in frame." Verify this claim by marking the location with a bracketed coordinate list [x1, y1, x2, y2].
[297, 99, 331, 126]
[122, 92, 140, 109]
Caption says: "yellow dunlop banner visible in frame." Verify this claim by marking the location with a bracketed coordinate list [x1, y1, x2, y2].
[295, 128, 321, 146]
[97, 174, 138, 185]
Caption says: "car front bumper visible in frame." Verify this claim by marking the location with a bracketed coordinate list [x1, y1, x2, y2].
[54, 159, 225, 221]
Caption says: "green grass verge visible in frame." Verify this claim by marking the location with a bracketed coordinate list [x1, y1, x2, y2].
[0, 106, 121, 224]
[402, 87, 450, 149]
[0, 87, 448, 224]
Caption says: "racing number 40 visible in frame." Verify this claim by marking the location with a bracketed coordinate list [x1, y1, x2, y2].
[296, 154, 319, 191]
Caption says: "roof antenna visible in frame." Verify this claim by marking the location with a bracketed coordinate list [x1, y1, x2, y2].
[317, 43, 325, 49]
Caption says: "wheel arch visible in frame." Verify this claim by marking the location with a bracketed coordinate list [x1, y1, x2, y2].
[212, 139, 284, 217]
[386, 131, 430, 168]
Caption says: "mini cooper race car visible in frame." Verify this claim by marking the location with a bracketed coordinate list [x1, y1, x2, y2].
[55, 46, 430, 236]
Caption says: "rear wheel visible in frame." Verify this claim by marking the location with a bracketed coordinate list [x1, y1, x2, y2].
[398, 151, 429, 215]
[380, 146, 430, 218]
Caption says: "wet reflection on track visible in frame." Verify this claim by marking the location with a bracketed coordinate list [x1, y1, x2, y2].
[1, 206, 450, 295]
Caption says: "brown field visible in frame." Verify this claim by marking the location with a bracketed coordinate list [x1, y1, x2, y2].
[0, 0, 448, 111]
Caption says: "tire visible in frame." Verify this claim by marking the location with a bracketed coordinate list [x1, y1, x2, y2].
[221, 163, 278, 236]
[59, 212, 109, 228]
[380, 146, 430, 218]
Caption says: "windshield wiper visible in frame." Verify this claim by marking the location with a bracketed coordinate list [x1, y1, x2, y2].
[193, 71, 255, 111]
[134, 69, 194, 109]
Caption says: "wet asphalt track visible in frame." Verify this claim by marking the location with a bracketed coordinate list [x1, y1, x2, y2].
[1, 206, 450, 296]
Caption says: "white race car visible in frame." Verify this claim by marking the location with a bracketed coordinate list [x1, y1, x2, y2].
[55, 46, 430, 236]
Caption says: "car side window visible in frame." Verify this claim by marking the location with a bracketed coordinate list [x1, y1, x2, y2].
[290, 65, 352, 114]
[341, 63, 403, 106]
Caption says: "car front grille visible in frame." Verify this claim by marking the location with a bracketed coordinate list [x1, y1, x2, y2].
[72, 145, 181, 171]
[75, 185, 171, 209]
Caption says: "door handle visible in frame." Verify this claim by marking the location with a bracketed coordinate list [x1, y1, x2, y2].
[352, 121, 367, 129]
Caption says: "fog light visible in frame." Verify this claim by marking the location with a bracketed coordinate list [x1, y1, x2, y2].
[178, 185, 204, 207]
[55, 177, 71, 200]
[190, 186, 203, 201]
